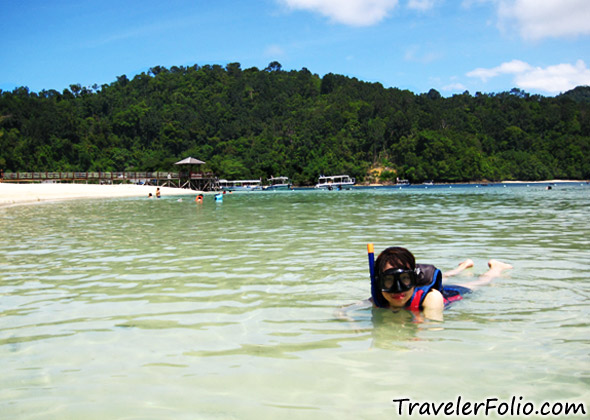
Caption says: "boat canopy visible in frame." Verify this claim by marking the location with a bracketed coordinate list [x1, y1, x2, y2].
[316, 175, 355, 188]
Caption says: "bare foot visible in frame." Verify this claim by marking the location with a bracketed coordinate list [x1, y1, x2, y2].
[458, 259, 474, 269]
[488, 260, 513, 271]
[443, 259, 474, 278]
[455, 260, 512, 290]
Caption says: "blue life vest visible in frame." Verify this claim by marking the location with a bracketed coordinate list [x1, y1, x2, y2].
[371, 263, 470, 310]
[406, 264, 470, 311]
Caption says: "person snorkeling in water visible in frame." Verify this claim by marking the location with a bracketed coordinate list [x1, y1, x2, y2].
[372, 246, 512, 312]
[338, 245, 512, 322]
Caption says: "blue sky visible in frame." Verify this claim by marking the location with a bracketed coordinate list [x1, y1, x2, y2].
[1, 0, 589, 96]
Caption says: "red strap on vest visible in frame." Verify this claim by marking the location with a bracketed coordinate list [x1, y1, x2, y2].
[409, 290, 424, 311]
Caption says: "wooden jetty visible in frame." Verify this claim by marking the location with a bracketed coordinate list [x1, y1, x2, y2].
[0, 171, 218, 191]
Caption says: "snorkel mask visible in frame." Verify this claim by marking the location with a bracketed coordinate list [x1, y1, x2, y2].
[368, 244, 421, 308]
[379, 268, 419, 293]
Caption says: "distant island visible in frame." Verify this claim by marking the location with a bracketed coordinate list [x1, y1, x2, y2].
[1, 62, 589, 185]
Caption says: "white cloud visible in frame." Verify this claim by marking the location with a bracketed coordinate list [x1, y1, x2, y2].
[404, 45, 442, 63]
[407, 0, 437, 12]
[467, 59, 590, 93]
[498, 0, 590, 40]
[442, 82, 468, 92]
[515, 61, 590, 93]
[467, 59, 532, 82]
[280, 0, 399, 26]
[264, 44, 286, 58]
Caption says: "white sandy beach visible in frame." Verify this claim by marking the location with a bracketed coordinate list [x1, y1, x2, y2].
[0, 183, 202, 207]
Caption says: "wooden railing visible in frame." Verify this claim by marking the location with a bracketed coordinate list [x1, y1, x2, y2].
[1, 171, 217, 184]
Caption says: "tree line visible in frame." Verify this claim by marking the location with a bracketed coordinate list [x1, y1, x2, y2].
[1, 61, 589, 185]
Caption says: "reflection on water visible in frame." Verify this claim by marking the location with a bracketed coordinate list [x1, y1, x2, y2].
[1, 185, 589, 419]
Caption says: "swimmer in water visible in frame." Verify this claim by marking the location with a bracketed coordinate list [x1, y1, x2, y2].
[338, 246, 512, 321]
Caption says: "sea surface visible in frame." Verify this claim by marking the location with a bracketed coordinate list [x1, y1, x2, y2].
[1, 184, 589, 419]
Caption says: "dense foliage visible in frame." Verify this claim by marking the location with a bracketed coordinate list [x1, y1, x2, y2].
[1, 62, 589, 184]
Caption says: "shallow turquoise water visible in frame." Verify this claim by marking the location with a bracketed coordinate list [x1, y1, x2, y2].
[1, 185, 589, 419]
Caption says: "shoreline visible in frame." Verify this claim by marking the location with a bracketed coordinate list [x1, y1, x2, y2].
[1, 179, 587, 207]
[0, 183, 203, 207]
[500, 179, 587, 184]
[361, 179, 587, 187]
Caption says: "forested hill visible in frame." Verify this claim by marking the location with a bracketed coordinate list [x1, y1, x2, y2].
[1, 62, 589, 184]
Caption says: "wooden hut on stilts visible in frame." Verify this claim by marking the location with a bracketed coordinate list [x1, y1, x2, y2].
[174, 157, 217, 191]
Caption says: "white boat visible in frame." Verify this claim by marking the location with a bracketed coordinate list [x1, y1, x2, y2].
[218, 179, 262, 191]
[264, 176, 292, 190]
[315, 175, 355, 189]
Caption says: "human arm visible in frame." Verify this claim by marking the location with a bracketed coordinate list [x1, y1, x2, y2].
[334, 299, 372, 321]
[421, 289, 444, 321]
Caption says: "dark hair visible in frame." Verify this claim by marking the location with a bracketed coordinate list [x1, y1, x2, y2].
[372, 247, 416, 308]
[375, 247, 415, 273]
